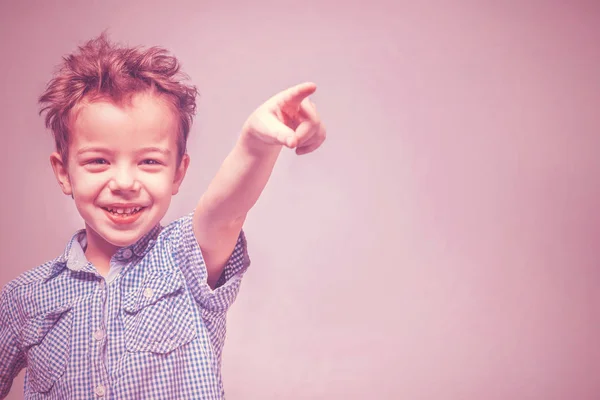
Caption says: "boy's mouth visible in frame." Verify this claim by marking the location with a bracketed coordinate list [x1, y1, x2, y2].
[102, 206, 144, 216]
[101, 206, 147, 224]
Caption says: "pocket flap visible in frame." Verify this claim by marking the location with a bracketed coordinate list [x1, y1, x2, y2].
[21, 303, 73, 348]
[123, 272, 184, 314]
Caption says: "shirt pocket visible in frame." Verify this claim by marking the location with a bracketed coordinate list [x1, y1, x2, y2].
[20, 303, 73, 394]
[122, 271, 196, 354]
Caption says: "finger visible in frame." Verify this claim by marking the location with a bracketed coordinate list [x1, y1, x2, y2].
[255, 114, 298, 148]
[275, 125, 298, 148]
[268, 82, 317, 114]
[294, 120, 317, 147]
[287, 97, 320, 141]
[296, 137, 324, 155]
[295, 124, 326, 155]
[298, 97, 320, 125]
[306, 98, 317, 113]
[279, 96, 319, 131]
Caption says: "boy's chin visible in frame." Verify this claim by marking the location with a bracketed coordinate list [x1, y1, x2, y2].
[105, 236, 139, 248]
[102, 229, 148, 248]
[85, 223, 149, 249]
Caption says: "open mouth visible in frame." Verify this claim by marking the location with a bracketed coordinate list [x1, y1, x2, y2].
[102, 206, 145, 216]
[101, 206, 147, 224]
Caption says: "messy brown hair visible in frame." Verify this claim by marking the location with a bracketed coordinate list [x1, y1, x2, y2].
[39, 32, 198, 166]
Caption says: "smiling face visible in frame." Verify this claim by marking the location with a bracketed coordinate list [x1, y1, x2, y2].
[51, 91, 190, 256]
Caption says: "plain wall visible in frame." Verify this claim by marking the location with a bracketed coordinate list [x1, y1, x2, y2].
[1, 1, 599, 399]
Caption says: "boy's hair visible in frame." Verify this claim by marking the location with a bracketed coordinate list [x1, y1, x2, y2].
[38, 32, 198, 166]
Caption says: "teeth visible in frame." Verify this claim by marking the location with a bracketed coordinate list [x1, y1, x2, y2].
[105, 206, 142, 214]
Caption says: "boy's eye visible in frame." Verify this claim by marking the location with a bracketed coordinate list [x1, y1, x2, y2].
[89, 159, 108, 165]
[141, 159, 161, 165]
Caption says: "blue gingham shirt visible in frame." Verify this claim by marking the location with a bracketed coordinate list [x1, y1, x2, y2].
[0, 212, 250, 399]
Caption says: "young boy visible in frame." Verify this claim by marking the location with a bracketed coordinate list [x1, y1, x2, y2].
[0, 34, 325, 399]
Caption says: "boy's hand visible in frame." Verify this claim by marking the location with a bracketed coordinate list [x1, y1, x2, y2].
[240, 82, 326, 155]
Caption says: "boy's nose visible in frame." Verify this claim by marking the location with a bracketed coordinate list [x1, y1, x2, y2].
[108, 171, 141, 193]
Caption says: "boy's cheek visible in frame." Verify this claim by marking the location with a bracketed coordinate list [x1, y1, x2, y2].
[70, 177, 104, 196]
[144, 173, 178, 191]
[68, 172, 176, 198]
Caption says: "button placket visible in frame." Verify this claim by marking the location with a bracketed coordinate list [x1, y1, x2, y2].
[122, 248, 133, 259]
[93, 329, 105, 341]
[91, 271, 110, 398]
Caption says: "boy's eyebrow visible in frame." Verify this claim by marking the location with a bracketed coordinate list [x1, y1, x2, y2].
[75, 147, 172, 156]
[137, 147, 171, 156]
[76, 146, 111, 155]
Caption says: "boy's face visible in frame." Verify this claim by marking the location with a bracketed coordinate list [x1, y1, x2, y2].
[51, 92, 189, 250]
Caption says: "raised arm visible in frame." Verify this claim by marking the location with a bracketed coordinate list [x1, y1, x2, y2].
[193, 82, 326, 288]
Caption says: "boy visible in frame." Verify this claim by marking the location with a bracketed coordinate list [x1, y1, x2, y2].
[0, 34, 325, 399]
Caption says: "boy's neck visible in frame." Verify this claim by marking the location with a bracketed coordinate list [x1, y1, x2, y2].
[83, 225, 119, 277]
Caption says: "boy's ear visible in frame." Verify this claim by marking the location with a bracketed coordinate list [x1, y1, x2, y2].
[50, 152, 73, 196]
[172, 154, 190, 196]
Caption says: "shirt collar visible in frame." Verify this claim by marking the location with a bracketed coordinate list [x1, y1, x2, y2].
[46, 224, 162, 281]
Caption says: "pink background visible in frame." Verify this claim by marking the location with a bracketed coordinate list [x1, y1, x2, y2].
[1, 1, 599, 399]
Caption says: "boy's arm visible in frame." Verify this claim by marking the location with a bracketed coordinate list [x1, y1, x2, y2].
[193, 82, 326, 288]
[0, 290, 26, 399]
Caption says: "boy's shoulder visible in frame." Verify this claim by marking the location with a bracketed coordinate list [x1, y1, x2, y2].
[0, 213, 195, 307]
[0, 257, 62, 315]
[1, 226, 88, 312]
[1, 214, 180, 284]
[3, 259, 60, 292]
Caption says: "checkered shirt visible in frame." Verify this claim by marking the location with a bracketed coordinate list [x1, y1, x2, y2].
[0, 211, 250, 399]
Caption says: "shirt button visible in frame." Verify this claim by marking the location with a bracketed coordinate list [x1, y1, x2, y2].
[98, 279, 105, 289]
[93, 329, 105, 341]
[95, 384, 106, 397]
[122, 248, 133, 259]
[144, 288, 154, 299]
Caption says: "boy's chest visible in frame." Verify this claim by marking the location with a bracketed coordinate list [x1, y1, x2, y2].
[19, 268, 209, 396]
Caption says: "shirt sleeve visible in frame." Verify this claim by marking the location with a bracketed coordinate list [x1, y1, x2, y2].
[0, 286, 26, 399]
[167, 211, 251, 315]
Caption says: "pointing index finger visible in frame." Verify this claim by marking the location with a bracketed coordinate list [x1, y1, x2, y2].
[269, 82, 317, 112]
